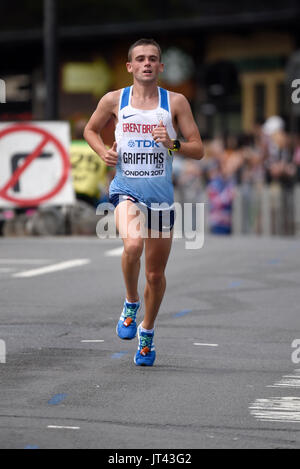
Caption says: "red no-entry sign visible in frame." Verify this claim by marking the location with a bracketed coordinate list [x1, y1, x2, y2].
[0, 123, 74, 207]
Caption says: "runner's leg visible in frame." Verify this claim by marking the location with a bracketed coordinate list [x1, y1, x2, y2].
[115, 200, 145, 303]
[142, 231, 173, 330]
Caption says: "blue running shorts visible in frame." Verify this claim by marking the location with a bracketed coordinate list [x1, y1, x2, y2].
[109, 194, 175, 233]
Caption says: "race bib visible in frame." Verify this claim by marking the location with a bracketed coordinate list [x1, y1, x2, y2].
[121, 151, 166, 178]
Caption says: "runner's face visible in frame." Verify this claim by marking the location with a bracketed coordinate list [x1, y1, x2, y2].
[127, 45, 164, 83]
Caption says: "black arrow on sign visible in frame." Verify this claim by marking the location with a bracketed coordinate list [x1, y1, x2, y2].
[11, 153, 53, 192]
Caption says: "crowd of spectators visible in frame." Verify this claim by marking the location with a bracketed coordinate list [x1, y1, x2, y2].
[173, 116, 300, 236]
[1, 115, 299, 238]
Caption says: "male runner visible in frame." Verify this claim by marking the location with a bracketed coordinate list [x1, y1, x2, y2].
[84, 38, 203, 366]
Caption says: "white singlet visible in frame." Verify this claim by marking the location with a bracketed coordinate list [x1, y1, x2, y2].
[109, 86, 177, 209]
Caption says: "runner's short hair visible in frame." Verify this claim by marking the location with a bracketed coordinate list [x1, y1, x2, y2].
[128, 39, 162, 62]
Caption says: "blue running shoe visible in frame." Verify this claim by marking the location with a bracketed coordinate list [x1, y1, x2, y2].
[134, 324, 156, 366]
[116, 301, 140, 340]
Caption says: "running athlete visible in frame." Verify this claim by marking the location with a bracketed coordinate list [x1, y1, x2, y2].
[84, 38, 204, 366]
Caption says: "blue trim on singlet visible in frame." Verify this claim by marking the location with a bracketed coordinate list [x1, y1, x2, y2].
[121, 86, 169, 112]
[120, 87, 131, 110]
[160, 88, 169, 112]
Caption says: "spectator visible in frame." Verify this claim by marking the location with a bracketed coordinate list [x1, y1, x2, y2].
[222, 134, 244, 183]
[263, 116, 296, 235]
[293, 134, 300, 182]
[177, 158, 205, 204]
[206, 158, 235, 235]
[236, 134, 264, 234]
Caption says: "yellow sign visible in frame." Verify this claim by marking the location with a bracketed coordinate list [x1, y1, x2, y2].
[63, 59, 112, 97]
[70, 140, 109, 199]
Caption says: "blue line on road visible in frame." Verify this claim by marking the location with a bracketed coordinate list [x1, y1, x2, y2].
[111, 352, 129, 359]
[48, 393, 68, 405]
[228, 281, 242, 288]
[174, 310, 193, 318]
[25, 445, 39, 450]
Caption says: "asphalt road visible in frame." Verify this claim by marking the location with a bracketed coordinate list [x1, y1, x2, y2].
[0, 234, 299, 449]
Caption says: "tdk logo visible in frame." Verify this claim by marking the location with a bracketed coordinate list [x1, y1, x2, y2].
[128, 140, 160, 149]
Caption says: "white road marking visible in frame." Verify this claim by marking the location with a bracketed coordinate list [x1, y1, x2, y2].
[250, 369, 300, 423]
[105, 247, 124, 257]
[267, 370, 300, 388]
[47, 425, 80, 430]
[250, 397, 300, 423]
[81, 340, 105, 343]
[194, 343, 219, 347]
[0, 259, 51, 265]
[13, 259, 91, 278]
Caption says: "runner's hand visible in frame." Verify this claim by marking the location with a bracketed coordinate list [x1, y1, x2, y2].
[103, 142, 118, 167]
[152, 121, 173, 149]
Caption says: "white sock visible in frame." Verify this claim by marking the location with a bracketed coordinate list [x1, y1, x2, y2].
[140, 325, 154, 335]
[126, 298, 140, 305]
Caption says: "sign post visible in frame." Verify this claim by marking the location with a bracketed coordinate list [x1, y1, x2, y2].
[44, 0, 58, 120]
[0, 79, 6, 104]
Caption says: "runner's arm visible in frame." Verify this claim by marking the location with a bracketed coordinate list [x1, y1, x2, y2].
[84, 92, 119, 167]
[174, 94, 204, 160]
[153, 94, 204, 160]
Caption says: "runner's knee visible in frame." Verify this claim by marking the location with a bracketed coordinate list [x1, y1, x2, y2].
[123, 240, 143, 261]
[145, 271, 165, 287]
